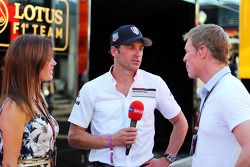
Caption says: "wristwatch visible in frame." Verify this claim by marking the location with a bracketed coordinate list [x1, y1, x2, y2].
[164, 154, 176, 163]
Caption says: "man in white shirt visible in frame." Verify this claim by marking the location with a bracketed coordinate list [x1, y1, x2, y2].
[183, 24, 250, 167]
[68, 25, 188, 167]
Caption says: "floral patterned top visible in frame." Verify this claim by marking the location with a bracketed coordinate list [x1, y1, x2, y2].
[0, 98, 59, 166]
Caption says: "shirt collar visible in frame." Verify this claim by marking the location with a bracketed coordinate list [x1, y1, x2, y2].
[200, 66, 231, 99]
[108, 65, 139, 84]
[108, 65, 117, 85]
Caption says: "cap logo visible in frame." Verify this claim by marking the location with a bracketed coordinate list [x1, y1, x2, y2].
[112, 32, 119, 42]
[130, 26, 139, 35]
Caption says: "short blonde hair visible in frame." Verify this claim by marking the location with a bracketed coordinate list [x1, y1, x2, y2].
[183, 24, 230, 64]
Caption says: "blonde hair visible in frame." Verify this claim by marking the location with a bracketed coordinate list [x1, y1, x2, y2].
[183, 24, 230, 64]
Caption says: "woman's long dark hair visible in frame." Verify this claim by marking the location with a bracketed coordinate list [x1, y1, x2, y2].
[0, 34, 53, 116]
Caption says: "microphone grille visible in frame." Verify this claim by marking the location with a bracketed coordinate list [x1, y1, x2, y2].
[128, 100, 144, 120]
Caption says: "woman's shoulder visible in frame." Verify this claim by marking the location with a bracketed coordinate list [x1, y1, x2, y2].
[0, 98, 30, 126]
[0, 97, 11, 107]
[0, 97, 14, 113]
[0, 98, 22, 113]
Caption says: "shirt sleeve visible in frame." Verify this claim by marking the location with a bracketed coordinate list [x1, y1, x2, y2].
[68, 83, 94, 128]
[220, 82, 250, 131]
[155, 77, 181, 119]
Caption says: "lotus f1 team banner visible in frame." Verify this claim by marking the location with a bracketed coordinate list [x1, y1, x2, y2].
[0, 0, 69, 51]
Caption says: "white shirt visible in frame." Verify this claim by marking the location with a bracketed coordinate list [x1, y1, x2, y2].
[192, 67, 250, 167]
[68, 69, 181, 167]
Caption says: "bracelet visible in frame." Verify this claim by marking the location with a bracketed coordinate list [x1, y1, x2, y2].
[108, 135, 114, 163]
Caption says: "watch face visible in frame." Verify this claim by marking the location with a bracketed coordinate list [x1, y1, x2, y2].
[165, 154, 176, 163]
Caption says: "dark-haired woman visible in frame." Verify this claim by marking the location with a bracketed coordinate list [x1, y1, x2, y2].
[0, 34, 59, 167]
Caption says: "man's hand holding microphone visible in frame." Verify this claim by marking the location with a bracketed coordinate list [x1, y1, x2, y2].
[109, 100, 144, 155]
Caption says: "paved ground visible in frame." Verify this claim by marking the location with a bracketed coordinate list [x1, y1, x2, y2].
[171, 156, 192, 167]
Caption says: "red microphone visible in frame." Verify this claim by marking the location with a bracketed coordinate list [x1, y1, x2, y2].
[126, 100, 144, 155]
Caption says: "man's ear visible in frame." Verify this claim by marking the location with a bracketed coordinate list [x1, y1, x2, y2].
[198, 49, 202, 56]
[110, 46, 117, 55]
[110, 46, 114, 53]
[198, 45, 207, 57]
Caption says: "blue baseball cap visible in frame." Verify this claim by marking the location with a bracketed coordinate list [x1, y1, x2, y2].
[110, 25, 152, 47]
